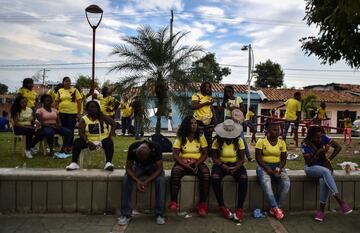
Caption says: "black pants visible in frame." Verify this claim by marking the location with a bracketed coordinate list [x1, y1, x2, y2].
[211, 163, 248, 209]
[14, 127, 43, 150]
[71, 137, 114, 163]
[197, 120, 214, 152]
[170, 162, 210, 203]
[59, 113, 77, 147]
[121, 117, 132, 134]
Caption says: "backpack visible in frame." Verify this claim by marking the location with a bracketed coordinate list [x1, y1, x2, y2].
[149, 133, 173, 153]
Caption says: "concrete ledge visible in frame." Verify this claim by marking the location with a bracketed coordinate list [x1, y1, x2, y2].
[1, 168, 359, 214]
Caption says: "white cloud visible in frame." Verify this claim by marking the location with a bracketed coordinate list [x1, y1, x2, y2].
[130, 0, 183, 11]
[196, 6, 224, 16]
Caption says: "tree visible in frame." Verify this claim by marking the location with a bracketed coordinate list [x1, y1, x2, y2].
[75, 75, 99, 89]
[110, 26, 202, 133]
[0, 83, 8, 94]
[189, 53, 231, 83]
[254, 59, 284, 88]
[300, 0, 360, 68]
[301, 95, 317, 119]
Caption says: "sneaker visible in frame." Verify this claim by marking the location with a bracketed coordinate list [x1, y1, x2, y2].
[66, 162, 79, 171]
[219, 206, 233, 219]
[118, 216, 131, 225]
[169, 201, 179, 211]
[24, 150, 33, 159]
[270, 207, 284, 220]
[30, 147, 39, 155]
[234, 208, 244, 222]
[314, 211, 324, 222]
[196, 203, 208, 217]
[104, 162, 114, 171]
[340, 201, 352, 215]
[156, 215, 165, 225]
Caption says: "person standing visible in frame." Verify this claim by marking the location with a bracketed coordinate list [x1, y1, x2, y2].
[119, 96, 133, 135]
[55, 77, 82, 152]
[301, 126, 352, 222]
[118, 141, 166, 225]
[18, 78, 38, 110]
[244, 106, 257, 144]
[97, 86, 120, 119]
[255, 123, 290, 221]
[341, 110, 352, 144]
[131, 96, 144, 140]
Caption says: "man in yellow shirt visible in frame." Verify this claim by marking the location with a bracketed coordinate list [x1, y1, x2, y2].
[120, 96, 133, 135]
[18, 78, 38, 109]
[275, 92, 301, 145]
[244, 106, 257, 143]
[97, 86, 120, 118]
[191, 82, 214, 147]
[314, 102, 328, 126]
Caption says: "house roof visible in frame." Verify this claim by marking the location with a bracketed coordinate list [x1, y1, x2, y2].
[304, 83, 360, 93]
[258, 88, 360, 104]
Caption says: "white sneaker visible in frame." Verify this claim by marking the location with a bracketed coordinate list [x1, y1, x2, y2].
[24, 150, 33, 159]
[30, 147, 39, 155]
[118, 216, 131, 225]
[104, 162, 114, 171]
[156, 215, 165, 225]
[66, 162, 79, 171]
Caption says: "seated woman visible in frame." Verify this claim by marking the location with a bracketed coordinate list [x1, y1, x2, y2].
[169, 116, 210, 216]
[11, 96, 42, 158]
[301, 126, 352, 222]
[255, 123, 290, 221]
[66, 101, 116, 171]
[36, 94, 72, 155]
[211, 119, 248, 222]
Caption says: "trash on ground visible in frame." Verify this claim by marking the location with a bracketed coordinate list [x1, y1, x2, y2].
[177, 211, 187, 216]
[185, 214, 192, 218]
[53, 152, 72, 159]
[236, 223, 242, 226]
[253, 209, 266, 218]
[287, 153, 299, 161]
[337, 162, 359, 174]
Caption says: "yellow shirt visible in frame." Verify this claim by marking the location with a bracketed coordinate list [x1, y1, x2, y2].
[212, 138, 245, 163]
[246, 110, 255, 121]
[173, 135, 208, 159]
[192, 92, 213, 122]
[316, 107, 326, 120]
[18, 87, 37, 108]
[120, 101, 133, 118]
[225, 96, 243, 117]
[256, 137, 287, 164]
[344, 118, 352, 128]
[55, 87, 82, 114]
[18, 107, 33, 126]
[46, 89, 57, 102]
[284, 98, 301, 121]
[83, 115, 109, 142]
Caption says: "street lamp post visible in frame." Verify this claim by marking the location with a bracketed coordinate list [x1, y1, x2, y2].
[241, 44, 254, 135]
[85, 4, 103, 99]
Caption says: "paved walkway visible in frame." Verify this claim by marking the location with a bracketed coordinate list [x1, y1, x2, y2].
[0, 211, 359, 233]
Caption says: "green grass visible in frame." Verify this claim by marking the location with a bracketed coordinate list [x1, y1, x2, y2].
[0, 132, 359, 170]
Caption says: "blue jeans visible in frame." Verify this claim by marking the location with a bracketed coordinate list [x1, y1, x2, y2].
[39, 126, 72, 151]
[134, 116, 143, 139]
[59, 113, 77, 147]
[304, 165, 338, 204]
[256, 165, 290, 208]
[240, 131, 251, 160]
[121, 117, 132, 135]
[121, 164, 166, 216]
[283, 121, 299, 140]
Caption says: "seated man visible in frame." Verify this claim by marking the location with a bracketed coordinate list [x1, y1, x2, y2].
[118, 141, 166, 225]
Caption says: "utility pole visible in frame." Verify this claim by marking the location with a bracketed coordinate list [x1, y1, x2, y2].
[170, 10, 174, 40]
[42, 68, 50, 95]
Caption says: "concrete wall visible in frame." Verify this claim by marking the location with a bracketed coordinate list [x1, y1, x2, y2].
[1, 169, 359, 214]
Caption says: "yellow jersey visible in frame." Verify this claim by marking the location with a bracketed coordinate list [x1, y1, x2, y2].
[246, 110, 255, 121]
[83, 115, 109, 142]
[173, 135, 208, 160]
[284, 98, 301, 121]
[317, 107, 326, 120]
[192, 92, 213, 123]
[225, 96, 243, 117]
[18, 107, 33, 126]
[255, 137, 287, 164]
[120, 101, 133, 118]
[18, 87, 37, 108]
[55, 87, 82, 114]
[212, 137, 245, 163]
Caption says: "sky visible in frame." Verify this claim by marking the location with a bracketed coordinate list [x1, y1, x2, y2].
[0, 0, 359, 92]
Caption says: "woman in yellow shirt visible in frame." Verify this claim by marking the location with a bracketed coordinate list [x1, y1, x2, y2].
[55, 77, 82, 151]
[18, 78, 38, 110]
[255, 123, 290, 221]
[169, 116, 210, 216]
[10, 96, 42, 158]
[211, 119, 248, 222]
[66, 101, 116, 171]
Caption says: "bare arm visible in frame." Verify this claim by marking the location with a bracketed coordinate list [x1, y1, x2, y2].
[143, 160, 163, 185]
[255, 148, 273, 175]
[173, 148, 189, 168]
[328, 140, 342, 160]
[195, 147, 208, 166]
[125, 160, 140, 183]
[279, 152, 287, 169]
[103, 115, 117, 138]
[191, 100, 212, 110]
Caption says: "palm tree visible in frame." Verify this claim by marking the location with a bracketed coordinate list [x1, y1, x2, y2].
[301, 95, 317, 119]
[109, 26, 202, 133]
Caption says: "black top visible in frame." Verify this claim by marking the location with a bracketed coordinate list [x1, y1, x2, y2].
[132, 99, 143, 117]
[127, 141, 162, 165]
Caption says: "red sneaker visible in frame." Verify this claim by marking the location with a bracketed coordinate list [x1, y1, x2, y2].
[169, 201, 179, 211]
[219, 206, 233, 219]
[234, 208, 244, 222]
[196, 203, 208, 217]
[270, 207, 284, 220]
